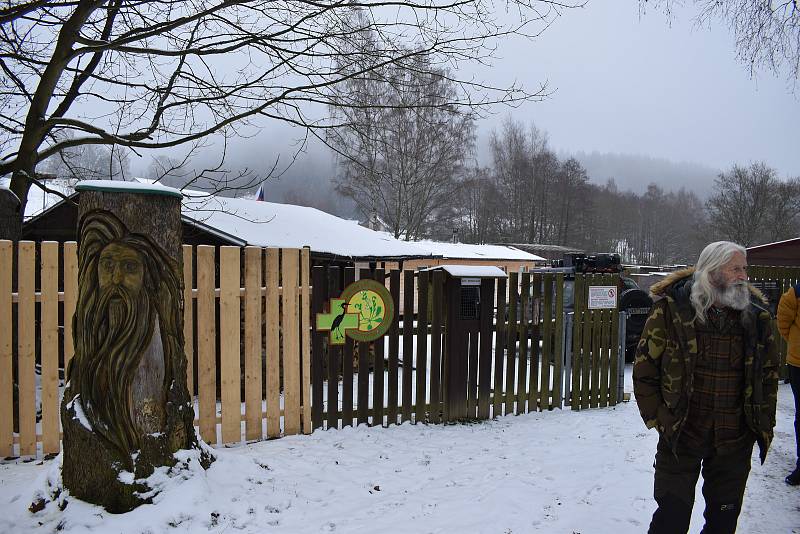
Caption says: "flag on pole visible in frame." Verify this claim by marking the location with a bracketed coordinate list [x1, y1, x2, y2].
[254, 183, 265, 201]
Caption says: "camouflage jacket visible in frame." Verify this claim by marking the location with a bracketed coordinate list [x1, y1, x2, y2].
[632, 268, 779, 463]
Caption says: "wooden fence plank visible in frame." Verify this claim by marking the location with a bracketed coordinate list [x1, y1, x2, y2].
[63, 242, 78, 374]
[182, 245, 194, 398]
[357, 269, 371, 426]
[311, 266, 325, 430]
[494, 277, 507, 418]
[590, 275, 602, 409]
[610, 275, 620, 406]
[429, 271, 444, 424]
[387, 270, 401, 425]
[301, 248, 312, 434]
[517, 272, 529, 414]
[219, 247, 241, 444]
[553, 273, 565, 409]
[571, 274, 584, 411]
[326, 267, 341, 430]
[341, 267, 354, 428]
[402, 270, 414, 423]
[357, 338, 369, 426]
[244, 247, 262, 441]
[477, 278, 494, 420]
[18, 241, 36, 455]
[265, 249, 281, 438]
[40, 242, 60, 454]
[541, 274, 553, 411]
[0, 241, 11, 456]
[581, 275, 593, 410]
[505, 272, 518, 416]
[530, 273, 542, 411]
[282, 249, 301, 435]
[196, 245, 216, 444]
[599, 274, 612, 408]
[373, 268, 386, 426]
[415, 270, 429, 424]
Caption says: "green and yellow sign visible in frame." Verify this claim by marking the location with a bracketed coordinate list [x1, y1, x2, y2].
[316, 279, 394, 345]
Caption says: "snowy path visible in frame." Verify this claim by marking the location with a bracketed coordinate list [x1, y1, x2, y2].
[1, 369, 797, 533]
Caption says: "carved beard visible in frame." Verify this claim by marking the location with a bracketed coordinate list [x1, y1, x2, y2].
[79, 283, 156, 457]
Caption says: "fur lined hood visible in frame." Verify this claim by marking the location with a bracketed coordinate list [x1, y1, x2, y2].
[648, 266, 768, 306]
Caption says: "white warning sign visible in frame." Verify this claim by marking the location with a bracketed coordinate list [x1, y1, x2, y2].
[588, 286, 617, 309]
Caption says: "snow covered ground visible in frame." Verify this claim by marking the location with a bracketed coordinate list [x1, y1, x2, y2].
[1, 369, 797, 534]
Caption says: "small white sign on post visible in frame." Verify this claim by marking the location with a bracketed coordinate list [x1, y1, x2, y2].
[588, 286, 617, 309]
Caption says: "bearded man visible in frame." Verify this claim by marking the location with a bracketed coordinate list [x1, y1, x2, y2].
[634, 241, 778, 534]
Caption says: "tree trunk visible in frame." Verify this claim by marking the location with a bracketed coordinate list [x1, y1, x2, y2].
[60, 183, 211, 513]
[0, 188, 22, 241]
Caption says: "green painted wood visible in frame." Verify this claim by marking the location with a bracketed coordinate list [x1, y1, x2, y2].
[590, 274, 602, 409]
[571, 274, 584, 410]
[581, 274, 593, 410]
[553, 273, 565, 409]
[610, 273, 620, 406]
[598, 274, 612, 408]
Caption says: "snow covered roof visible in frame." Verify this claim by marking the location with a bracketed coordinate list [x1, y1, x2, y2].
[182, 191, 435, 259]
[746, 237, 800, 250]
[76, 179, 182, 198]
[411, 239, 543, 262]
[422, 265, 508, 278]
[20, 178, 545, 262]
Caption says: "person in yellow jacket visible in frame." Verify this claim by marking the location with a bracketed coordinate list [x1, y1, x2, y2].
[777, 283, 800, 485]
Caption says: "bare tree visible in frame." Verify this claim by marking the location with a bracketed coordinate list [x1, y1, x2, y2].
[641, 0, 800, 83]
[0, 0, 581, 239]
[329, 50, 477, 240]
[706, 162, 777, 246]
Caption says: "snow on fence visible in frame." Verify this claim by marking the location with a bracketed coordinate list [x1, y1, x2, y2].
[0, 241, 312, 458]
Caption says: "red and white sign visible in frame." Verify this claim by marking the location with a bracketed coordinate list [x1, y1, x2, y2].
[588, 286, 617, 309]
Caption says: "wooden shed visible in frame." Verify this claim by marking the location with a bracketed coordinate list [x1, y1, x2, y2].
[746, 238, 800, 267]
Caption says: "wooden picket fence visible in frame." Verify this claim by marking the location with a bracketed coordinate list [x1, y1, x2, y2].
[748, 265, 800, 371]
[310, 267, 622, 429]
[1, 238, 623, 458]
[0, 240, 311, 458]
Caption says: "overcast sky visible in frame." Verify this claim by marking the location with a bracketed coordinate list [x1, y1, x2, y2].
[468, 2, 799, 177]
[144, 2, 799, 188]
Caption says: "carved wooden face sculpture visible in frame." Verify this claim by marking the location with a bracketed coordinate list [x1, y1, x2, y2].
[98, 243, 144, 297]
[72, 211, 182, 460]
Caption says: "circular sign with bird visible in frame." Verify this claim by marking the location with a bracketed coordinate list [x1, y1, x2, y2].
[340, 279, 394, 342]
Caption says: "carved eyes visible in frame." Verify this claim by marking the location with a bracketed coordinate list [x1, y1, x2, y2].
[100, 258, 140, 275]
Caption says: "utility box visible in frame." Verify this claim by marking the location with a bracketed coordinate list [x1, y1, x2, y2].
[426, 265, 507, 422]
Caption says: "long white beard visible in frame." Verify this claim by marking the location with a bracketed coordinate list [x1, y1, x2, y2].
[715, 281, 750, 310]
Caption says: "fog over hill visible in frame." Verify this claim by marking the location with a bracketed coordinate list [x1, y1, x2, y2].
[565, 151, 721, 199]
